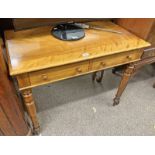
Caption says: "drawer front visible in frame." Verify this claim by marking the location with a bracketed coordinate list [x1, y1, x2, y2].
[91, 50, 142, 71]
[29, 61, 89, 86]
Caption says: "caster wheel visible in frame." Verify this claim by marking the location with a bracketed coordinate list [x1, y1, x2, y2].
[113, 98, 120, 106]
[33, 127, 40, 135]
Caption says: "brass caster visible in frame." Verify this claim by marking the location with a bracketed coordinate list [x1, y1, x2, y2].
[113, 97, 120, 106]
[32, 127, 40, 135]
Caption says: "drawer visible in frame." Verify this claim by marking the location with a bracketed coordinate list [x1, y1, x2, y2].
[29, 61, 89, 86]
[91, 50, 142, 71]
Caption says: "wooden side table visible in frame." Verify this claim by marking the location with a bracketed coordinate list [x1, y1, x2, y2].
[4, 21, 150, 134]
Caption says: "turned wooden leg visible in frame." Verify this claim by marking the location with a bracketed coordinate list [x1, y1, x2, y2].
[92, 70, 104, 83]
[92, 72, 97, 82]
[96, 70, 104, 83]
[153, 82, 155, 88]
[113, 63, 135, 106]
[21, 89, 40, 135]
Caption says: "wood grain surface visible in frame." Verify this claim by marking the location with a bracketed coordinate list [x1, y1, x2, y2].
[5, 21, 150, 76]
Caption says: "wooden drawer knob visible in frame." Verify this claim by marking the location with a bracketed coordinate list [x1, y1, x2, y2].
[76, 67, 82, 73]
[41, 74, 48, 80]
[126, 55, 132, 60]
[100, 62, 106, 67]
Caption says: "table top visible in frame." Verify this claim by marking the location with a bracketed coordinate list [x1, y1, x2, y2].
[5, 21, 150, 75]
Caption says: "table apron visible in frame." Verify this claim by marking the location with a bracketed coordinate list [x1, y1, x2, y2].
[16, 50, 143, 91]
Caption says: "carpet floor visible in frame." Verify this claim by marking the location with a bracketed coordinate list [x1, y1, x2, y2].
[33, 65, 155, 136]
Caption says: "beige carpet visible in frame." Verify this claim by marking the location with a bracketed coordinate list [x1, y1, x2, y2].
[33, 65, 155, 135]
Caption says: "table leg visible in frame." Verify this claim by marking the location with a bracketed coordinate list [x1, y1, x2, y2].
[153, 82, 155, 88]
[92, 70, 104, 83]
[21, 89, 40, 135]
[113, 63, 135, 106]
[92, 72, 97, 82]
